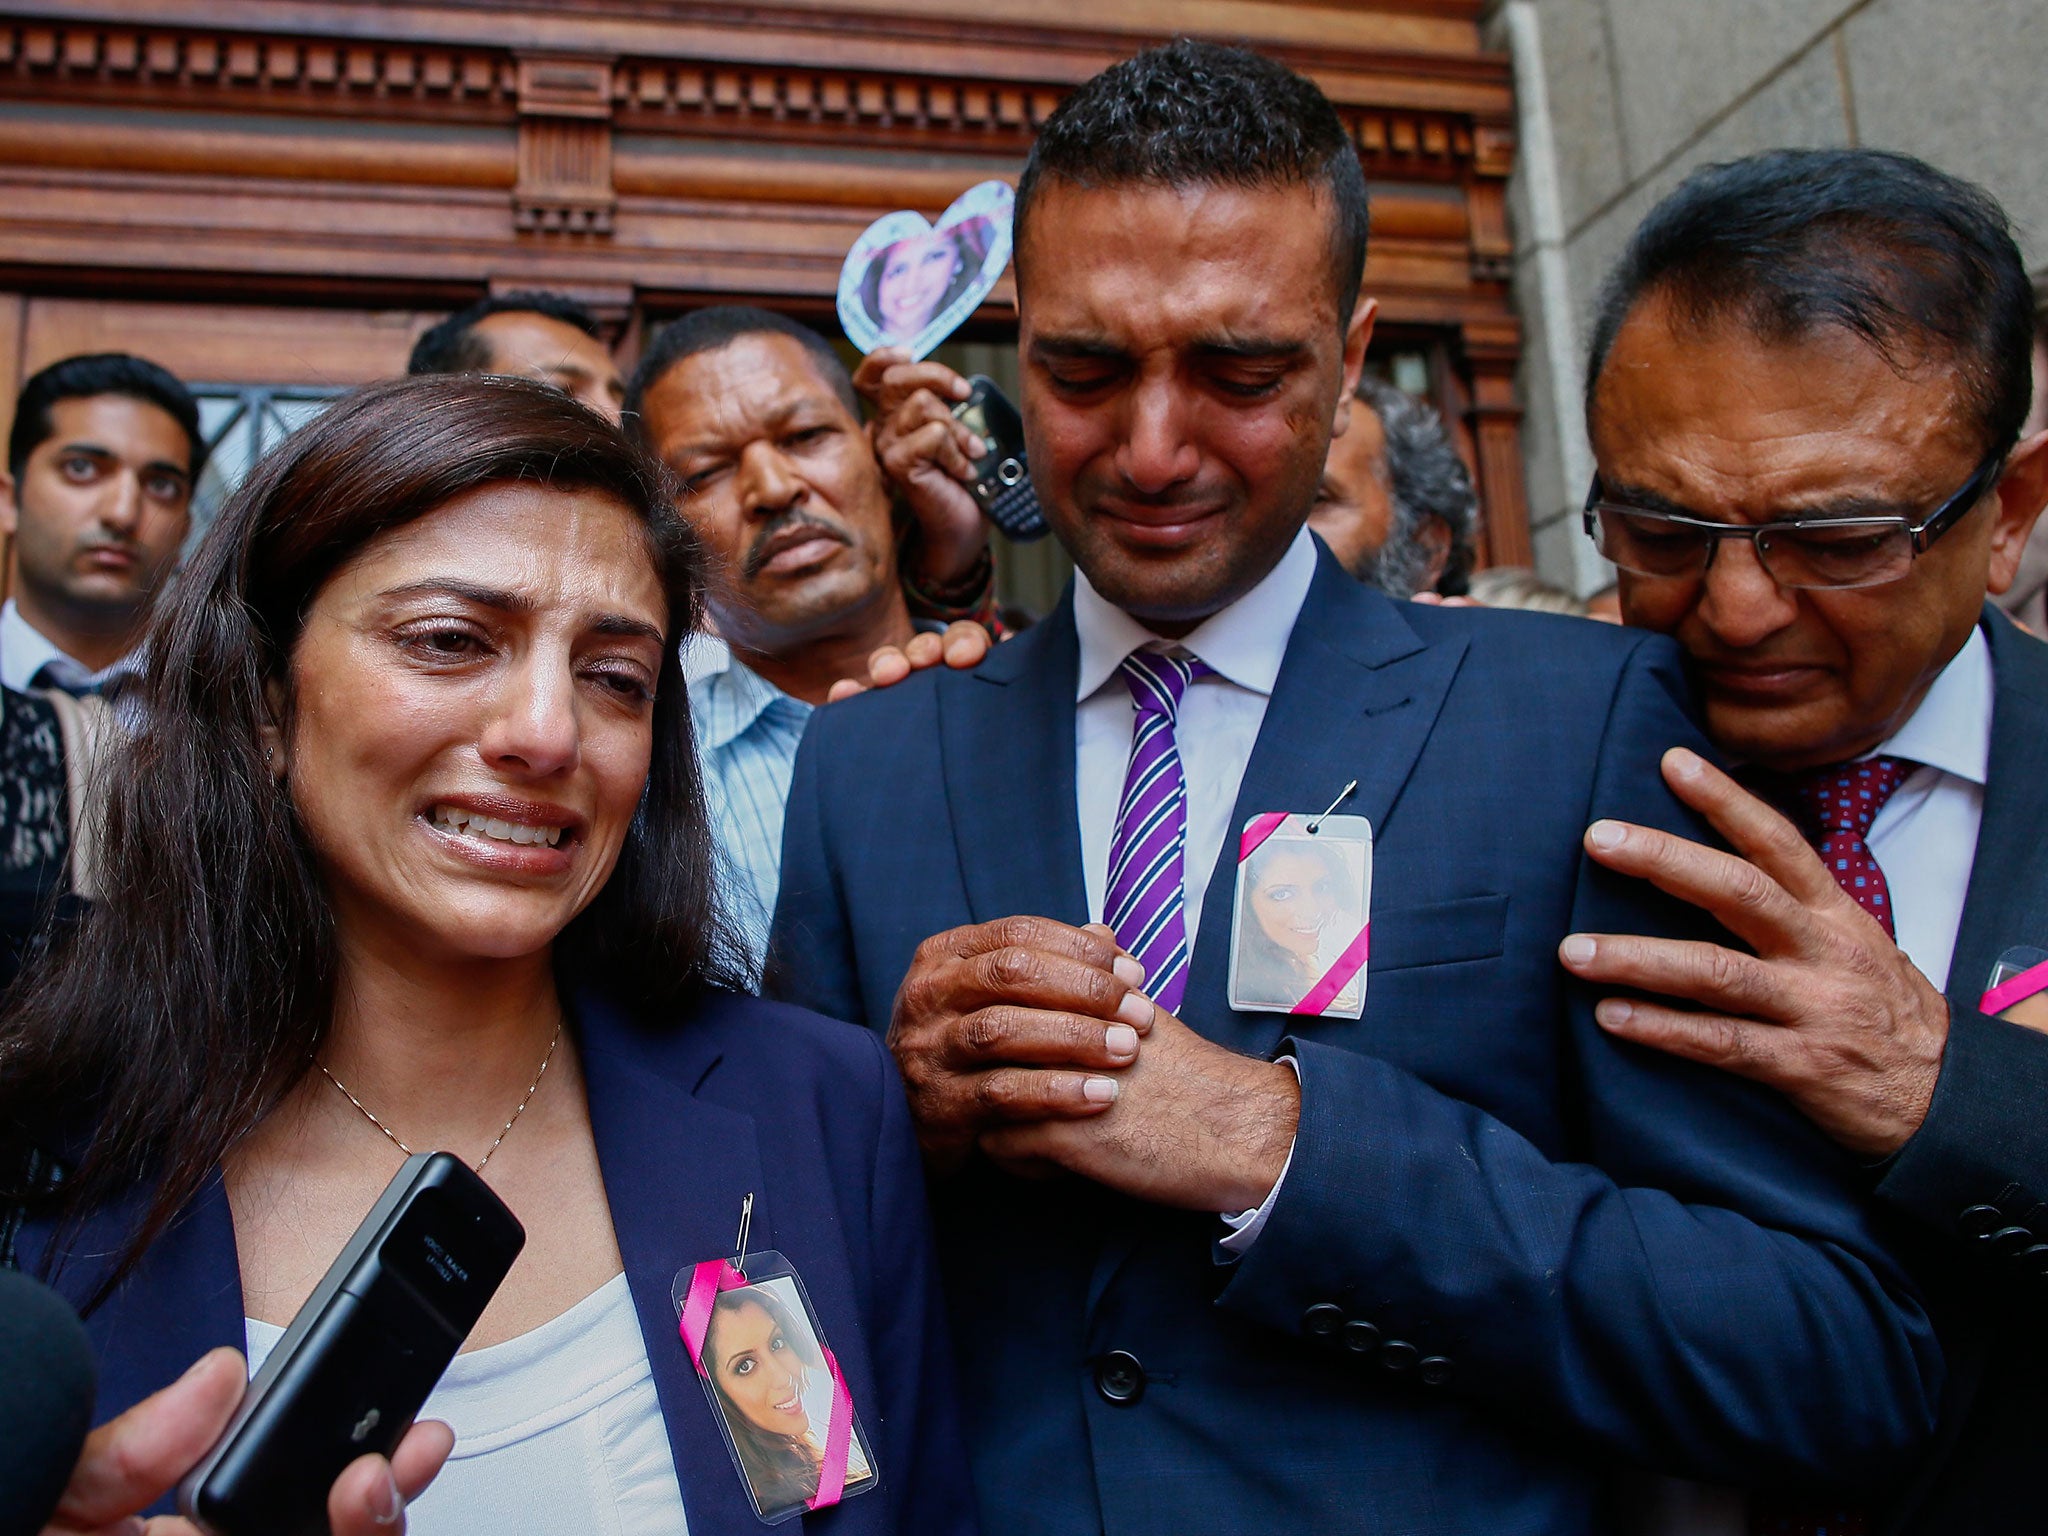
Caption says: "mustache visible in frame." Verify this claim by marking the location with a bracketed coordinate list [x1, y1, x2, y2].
[742, 510, 850, 580]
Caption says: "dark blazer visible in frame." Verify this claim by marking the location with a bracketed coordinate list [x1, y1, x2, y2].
[20, 990, 977, 1536]
[767, 549, 1942, 1536]
[1872, 606, 2048, 1533]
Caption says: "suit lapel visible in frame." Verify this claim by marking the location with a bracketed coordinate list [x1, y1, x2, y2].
[1951, 607, 2048, 1009]
[77, 1173, 246, 1431]
[1184, 558, 1469, 1059]
[578, 997, 775, 1534]
[938, 586, 1090, 927]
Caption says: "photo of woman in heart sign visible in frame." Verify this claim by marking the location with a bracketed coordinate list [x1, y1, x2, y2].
[860, 215, 993, 346]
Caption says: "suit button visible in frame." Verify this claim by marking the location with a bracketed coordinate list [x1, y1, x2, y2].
[2020, 1244, 2048, 1276]
[1095, 1351, 1146, 1406]
[1418, 1356, 1455, 1387]
[1959, 1204, 2004, 1237]
[1303, 1303, 1346, 1338]
[1341, 1320, 1382, 1355]
[1991, 1225, 2035, 1255]
[1380, 1340, 1420, 1373]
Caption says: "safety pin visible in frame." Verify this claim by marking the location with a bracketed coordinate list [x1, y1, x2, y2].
[734, 1192, 754, 1278]
[1306, 780, 1358, 835]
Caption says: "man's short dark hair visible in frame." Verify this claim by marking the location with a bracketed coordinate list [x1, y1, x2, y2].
[623, 307, 859, 436]
[1586, 148, 2035, 460]
[1015, 39, 1370, 324]
[407, 291, 605, 377]
[1356, 375, 1479, 598]
[9, 352, 205, 484]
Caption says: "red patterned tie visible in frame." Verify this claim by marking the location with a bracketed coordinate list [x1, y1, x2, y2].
[1780, 756, 1916, 938]
[1745, 756, 1912, 1536]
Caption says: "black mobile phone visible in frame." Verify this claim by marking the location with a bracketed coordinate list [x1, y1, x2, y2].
[178, 1153, 524, 1536]
[950, 375, 1049, 542]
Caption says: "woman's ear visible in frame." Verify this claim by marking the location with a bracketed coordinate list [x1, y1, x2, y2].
[259, 676, 290, 779]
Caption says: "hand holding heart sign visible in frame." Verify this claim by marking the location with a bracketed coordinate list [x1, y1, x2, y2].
[837, 181, 1014, 360]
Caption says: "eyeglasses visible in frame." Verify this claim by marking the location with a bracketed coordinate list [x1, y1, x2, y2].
[1582, 451, 2004, 590]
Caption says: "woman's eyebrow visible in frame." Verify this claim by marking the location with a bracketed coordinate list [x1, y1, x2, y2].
[378, 581, 665, 644]
[379, 578, 526, 610]
[593, 614, 667, 644]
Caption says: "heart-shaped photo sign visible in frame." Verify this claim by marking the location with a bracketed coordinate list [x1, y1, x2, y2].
[837, 180, 1014, 361]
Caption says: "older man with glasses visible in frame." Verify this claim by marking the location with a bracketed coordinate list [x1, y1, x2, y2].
[1561, 147, 2048, 1533]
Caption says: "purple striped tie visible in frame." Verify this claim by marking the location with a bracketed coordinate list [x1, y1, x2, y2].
[1105, 650, 1210, 1014]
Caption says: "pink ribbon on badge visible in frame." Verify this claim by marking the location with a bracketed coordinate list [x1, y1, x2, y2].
[1983, 957, 2048, 1017]
[678, 1259, 858, 1511]
[1290, 924, 1370, 1016]
[1238, 813, 1371, 1016]
[1238, 812, 1289, 862]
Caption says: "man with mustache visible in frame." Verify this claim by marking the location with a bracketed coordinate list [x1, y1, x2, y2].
[627, 306, 990, 971]
[0, 353, 202, 699]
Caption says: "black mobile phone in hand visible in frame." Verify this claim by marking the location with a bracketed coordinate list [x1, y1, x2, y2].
[178, 1153, 524, 1536]
[950, 375, 1050, 542]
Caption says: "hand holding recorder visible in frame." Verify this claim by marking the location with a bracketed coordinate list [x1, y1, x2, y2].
[39, 1348, 450, 1536]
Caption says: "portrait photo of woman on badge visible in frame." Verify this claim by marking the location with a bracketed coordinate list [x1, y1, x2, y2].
[704, 1277, 876, 1520]
[1229, 835, 1365, 1014]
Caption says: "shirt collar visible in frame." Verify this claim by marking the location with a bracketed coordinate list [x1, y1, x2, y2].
[0, 599, 143, 694]
[1073, 525, 1318, 702]
[690, 645, 808, 751]
[1872, 622, 1992, 786]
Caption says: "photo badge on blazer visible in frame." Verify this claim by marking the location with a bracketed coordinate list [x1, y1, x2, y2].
[1229, 795, 1373, 1020]
[1983, 945, 2048, 1031]
[836, 180, 1013, 362]
[675, 1202, 877, 1525]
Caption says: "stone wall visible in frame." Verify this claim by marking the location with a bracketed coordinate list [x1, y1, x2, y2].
[1488, 0, 2048, 593]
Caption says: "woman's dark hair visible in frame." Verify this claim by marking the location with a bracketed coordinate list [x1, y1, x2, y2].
[0, 372, 746, 1299]
[856, 217, 994, 342]
[707, 1285, 824, 1511]
[1585, 148, 2036, 460]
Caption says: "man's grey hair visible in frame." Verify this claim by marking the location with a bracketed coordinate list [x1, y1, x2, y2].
[1356, 375, 1480, 599]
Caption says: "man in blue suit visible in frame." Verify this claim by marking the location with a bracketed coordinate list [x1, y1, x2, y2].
[1556, 149, 2048, 1532]
[768, 42, 1941, 1534]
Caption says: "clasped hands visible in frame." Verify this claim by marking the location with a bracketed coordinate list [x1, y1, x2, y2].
[887, 917, 1299, 1212]
[1561, 746, 1950, 1158]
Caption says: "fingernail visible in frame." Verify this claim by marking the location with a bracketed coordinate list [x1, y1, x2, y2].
[1595, 998, 1634, 1030]
[1561, 935, 1597, 966]
[1105, 1024, 1139, 1057]
[1587, 820, 1626, 851]
[1083, 1077, 1120, 1103]
[374, 1465, 403, 1526]
[1668, 747, 1704, 779]
[1111, 954, 1144, 987]
[968, 434, 987, 456]
[1118, 992, 1155, 1028]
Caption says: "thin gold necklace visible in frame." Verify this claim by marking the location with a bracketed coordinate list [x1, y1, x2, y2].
[316, 1024, 563, 1175]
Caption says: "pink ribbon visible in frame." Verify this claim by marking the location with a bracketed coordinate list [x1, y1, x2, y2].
[1290, 923, 1370, 1016]
[1982, 957, 2048, 1018]
[1238, 812, 1289, 862]
[677, 1259, 858, 1512]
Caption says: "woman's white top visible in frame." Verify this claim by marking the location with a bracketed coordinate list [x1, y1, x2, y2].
[245, 1271, 690, 1536]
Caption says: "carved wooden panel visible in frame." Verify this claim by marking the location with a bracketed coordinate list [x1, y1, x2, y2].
[0, 0, 1530, 551]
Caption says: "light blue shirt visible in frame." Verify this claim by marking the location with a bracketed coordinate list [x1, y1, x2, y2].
[689, 641, 813, 977]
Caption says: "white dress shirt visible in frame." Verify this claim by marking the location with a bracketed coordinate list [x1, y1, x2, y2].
[247, 1273, 689, 1536]
[1073, 526, 1318, 1248]
[1074, 526, 1319, 946]
[0, 598, 142, 696]
[1861, 624, 1991, 992]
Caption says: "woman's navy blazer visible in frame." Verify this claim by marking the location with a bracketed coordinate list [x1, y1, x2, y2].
[20, 989, 978, 1535]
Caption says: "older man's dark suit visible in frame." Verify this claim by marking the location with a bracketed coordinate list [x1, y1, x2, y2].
[1874, 607, 2048, 1533]
[768, 549, 1941, 1536]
